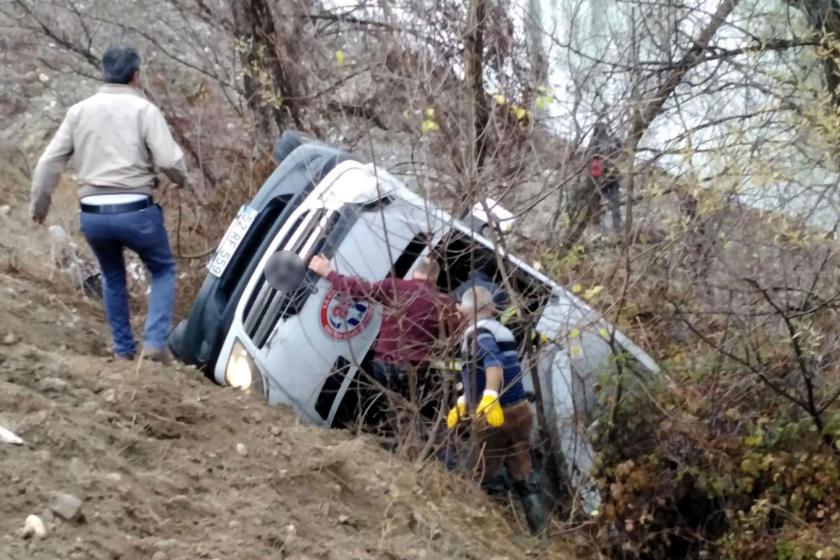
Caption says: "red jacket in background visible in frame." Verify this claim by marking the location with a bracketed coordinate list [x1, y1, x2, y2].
[590, 157, 603, 178]
[325, 271, 456, 366]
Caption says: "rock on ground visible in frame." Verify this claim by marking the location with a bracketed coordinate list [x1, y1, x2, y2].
[49, 493, 83, 522]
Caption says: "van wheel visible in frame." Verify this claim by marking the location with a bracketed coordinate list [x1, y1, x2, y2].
[273, 130, 306, 164]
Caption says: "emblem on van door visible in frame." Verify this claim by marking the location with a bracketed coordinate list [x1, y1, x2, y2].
[319, 288, 373, 340]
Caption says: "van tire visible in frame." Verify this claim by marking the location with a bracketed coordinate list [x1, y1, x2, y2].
[273, 130, 306, 164]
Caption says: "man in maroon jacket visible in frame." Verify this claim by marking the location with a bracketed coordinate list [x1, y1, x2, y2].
[308, 255, 454, 388]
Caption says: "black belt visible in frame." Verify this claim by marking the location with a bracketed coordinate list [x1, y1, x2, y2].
[80, 197, 153, 214]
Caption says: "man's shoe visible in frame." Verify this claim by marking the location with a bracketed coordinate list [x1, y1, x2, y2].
[114, 353, 135, 361]
[143, 347, 173, 365]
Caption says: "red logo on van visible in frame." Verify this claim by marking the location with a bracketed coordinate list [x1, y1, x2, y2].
[319, 289, 372, 340]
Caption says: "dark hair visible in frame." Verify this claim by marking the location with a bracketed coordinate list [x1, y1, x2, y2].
[101, 45, 141, 84]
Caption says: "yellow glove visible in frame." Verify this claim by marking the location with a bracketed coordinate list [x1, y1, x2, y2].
[447, 396, 467, 429]
[476, 390, 505, 427]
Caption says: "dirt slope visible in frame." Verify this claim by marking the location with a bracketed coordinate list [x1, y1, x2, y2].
[0, 266, 559, 560]
[0, 170, 570, 559]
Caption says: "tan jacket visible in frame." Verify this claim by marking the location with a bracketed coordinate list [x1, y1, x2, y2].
[30, 84, 187, 219]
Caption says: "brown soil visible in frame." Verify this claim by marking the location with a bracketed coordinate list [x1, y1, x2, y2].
[0, 167, 571, 559]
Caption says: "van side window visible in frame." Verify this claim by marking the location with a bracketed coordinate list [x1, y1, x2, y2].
[391, 232, 430, 279]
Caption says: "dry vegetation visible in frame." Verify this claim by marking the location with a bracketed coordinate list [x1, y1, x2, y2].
[2, 0, 840, 558]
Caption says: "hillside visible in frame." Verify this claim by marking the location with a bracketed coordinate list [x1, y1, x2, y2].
[0, 175, 571, 560]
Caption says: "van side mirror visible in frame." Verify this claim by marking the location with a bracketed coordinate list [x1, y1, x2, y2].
[264, 250, 306, 291]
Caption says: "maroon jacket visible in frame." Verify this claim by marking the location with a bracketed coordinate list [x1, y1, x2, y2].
[326, 271, 455, 366]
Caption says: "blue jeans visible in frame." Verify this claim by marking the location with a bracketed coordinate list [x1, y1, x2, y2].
[80, 204, 176, 357]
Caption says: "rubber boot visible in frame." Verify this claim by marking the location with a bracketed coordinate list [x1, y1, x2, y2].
[513, 474, 550, 548]
[481, 474, 510, 503]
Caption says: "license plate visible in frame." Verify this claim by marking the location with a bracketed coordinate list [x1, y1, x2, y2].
[208, 206, 259, 277]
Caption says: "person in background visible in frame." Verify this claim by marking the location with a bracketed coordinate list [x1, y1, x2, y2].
[307, 255, 455, 389]
[448, 286, 549, 542]
[587, 119, 623, 234]
[30, 45, 187, 363]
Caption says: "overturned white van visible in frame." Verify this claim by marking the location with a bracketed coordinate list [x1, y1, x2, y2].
[169, 132, 659, 513]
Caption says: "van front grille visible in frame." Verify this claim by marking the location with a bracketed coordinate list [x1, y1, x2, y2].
[242, 208, 339, 349]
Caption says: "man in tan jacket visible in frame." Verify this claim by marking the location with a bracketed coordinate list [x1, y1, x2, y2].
[31, 45, 187, 362]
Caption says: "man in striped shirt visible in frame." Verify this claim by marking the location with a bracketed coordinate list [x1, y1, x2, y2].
[449, 286, 549, 541]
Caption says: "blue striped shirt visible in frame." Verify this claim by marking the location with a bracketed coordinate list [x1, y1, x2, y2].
[461, 319, 526, 408]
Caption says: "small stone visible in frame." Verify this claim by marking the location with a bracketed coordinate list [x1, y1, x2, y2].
[102, 389, 117, 403]
[236, 443, 247, 457]
[0, 426, 24, 445]
[155, 538, 178, 550]
[228, 519, 240, 529]
[19, 514, 47, 539]
[37, 377, 68, 392]
[105, 472, 122, 483]
[0, 205, 10, 215]
[49, 493, 83, 522]
[152, 552, 167, 560]
[2, 332, 17, 345]
[270, 426, 282, 436]
[80, 401, 98, 413]
[337, 514, 350, 525]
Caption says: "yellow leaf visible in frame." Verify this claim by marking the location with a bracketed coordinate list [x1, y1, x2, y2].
[421, 119, 439, 133]
[535, 96, 546, 110]
[598, 327, 609, 339]
[495, 94, 506, 105]
[583, 285, 604, 300]
[335, 50, 345, 65]
[512, 106, 527, 120]
[425, 107, 435, 118]
[571, 284, 582, 294]
[570, 328, 580, 339]
[570, 345, 582, 358]
[744, 433, 763, 447]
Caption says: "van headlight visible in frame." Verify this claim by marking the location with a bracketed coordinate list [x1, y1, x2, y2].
[225, 340, 259, 390]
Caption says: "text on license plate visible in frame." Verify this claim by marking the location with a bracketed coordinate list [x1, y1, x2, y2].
[208, 206, 259, 277]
